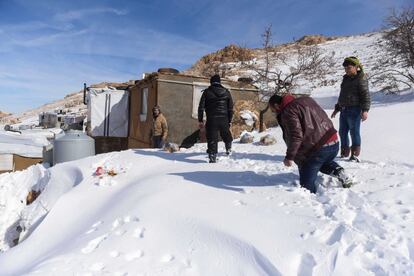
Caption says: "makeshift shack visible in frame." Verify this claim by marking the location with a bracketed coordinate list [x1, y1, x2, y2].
[39, 112, 60, 128]
[128, 69, 272, 148]
[85, 86, 130, 154]
[62, 114, 85, 130]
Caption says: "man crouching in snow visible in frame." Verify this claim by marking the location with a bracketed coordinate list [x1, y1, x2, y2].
[268, 94, 352, 193]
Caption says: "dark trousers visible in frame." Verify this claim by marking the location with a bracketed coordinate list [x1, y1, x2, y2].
[205, 119, 232, 155]
[298, 142, 343, 193]
[152, 135, 164, 148]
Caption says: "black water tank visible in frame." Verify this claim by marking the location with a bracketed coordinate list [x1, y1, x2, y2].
[157, 68, 179, 74]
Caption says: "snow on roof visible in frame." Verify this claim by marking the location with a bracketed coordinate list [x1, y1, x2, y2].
[0, 129, 57, 158]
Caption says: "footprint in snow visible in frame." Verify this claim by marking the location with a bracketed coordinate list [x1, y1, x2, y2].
[399, 208, 410, 214]
[85, 221, 103, 234]
[182, 258, 192, 268]
[92, 221, 103, 228]
[233, 200, 246, 206]
[407, 239, 414, 262]
[123, 215, 139, 223]
[161, 254, 175, 263]
[325, 224, 346, 245]
[114, 229, 126, 236]
[89, 262, 105, 272]
[112, 218, 124, 229]
[85, 228, 97, 235]
[81, 234, 108, 254]
[97, 177, 118, 187]
[300, 230, 316, 240]
[113, 272, 128, 276]
[133, 227, 145, 238]
[112, 215, 139, 231]
[297, 253, 316, 276]
[125, 250, 143, 261]
[109, 251, 120, 258]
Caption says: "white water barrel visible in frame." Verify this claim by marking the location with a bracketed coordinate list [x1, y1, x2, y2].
[53, 130, 95, 165]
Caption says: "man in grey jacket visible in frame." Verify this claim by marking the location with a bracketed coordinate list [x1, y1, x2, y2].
[331, 56, 371, 162]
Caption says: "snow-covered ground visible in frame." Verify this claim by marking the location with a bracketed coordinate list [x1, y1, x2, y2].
[0, 89, 413, 275]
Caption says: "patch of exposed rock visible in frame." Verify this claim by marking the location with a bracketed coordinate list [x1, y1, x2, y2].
[231, 100, 266, 139]
[296, 34, 336, 46]
[185, 45, 254, 77]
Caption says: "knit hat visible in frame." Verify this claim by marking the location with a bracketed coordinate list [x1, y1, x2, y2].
[268, 94, 283, 106]
[210, 74, 221, 84]
[342, 56, 361, 67]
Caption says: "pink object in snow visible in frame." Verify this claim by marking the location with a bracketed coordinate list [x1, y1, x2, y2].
[95, 166, 105, 176]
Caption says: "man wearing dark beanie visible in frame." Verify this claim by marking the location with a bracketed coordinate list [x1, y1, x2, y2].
[269, 93, 353, 193]
[198, 74, 234, 163]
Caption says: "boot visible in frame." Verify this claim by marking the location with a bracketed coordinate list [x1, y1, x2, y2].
[340, 147, 350, 158]
[349, 145, 361, 162]
[333, 167, 353, 188]
[208, 154, 217, 163]
[225, 143, 232, 155]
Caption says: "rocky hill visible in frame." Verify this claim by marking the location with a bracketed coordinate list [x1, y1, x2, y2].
[0, 111, 10, 119]
[185, 34, 338, 77]
[185, 31, 405, 96]
[3, 30, 407, 125]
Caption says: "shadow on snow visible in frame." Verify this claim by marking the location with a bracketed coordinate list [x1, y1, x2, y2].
[170, 170, 297, 192]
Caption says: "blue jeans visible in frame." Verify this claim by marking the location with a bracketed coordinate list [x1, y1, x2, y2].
[298, 142, 342, 193]
[339, 106, 361, 148]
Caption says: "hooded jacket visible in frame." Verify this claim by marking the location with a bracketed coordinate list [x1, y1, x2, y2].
[198, 84, 234, 123]
[277, 95, 337, 165]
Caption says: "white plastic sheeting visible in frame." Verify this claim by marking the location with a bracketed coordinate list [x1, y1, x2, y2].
[192, 82, 209, 119]
[0, 131, 50, 158]
[0, 154, 13, 171]
[87, 88, 129, 137]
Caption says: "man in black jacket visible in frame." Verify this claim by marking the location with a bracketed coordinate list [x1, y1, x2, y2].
[198, 74, 234, 163]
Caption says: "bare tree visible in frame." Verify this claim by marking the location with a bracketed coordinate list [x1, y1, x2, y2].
[385, 6, 414, 67]
[372, 6, 414, 92]
[243, 25, 335, 101]
[241, 25, 334, 130]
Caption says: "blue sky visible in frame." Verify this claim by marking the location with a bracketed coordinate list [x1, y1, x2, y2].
[0, 0, 410, 113]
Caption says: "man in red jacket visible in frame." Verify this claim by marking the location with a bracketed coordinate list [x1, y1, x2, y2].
[269, 94, 352, 193]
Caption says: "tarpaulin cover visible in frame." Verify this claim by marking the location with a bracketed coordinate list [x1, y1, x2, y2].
[87, 88, 129, 137]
